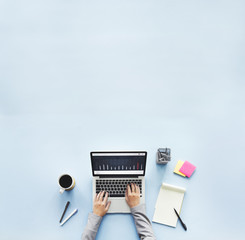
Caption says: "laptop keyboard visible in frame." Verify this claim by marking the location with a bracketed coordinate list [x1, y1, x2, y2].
[96, 179, 142, 198]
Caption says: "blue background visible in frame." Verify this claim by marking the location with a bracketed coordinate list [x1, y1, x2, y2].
[0, 0, 245, 239]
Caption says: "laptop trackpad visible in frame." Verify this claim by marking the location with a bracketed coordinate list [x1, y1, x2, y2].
[108, 198, 131, 213]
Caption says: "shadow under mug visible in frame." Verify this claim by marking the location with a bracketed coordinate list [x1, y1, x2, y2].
[58, 174, 75, 194]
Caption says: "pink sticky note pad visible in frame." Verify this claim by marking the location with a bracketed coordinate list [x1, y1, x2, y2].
[179, 161, 196, 177]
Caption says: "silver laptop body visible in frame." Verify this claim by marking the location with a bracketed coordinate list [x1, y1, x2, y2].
[91, 151, 147, 213]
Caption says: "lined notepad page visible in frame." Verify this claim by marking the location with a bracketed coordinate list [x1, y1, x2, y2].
[153, 183, 186, 227]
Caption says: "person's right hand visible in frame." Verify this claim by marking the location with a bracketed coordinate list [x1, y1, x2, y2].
[125, 183, 140, 208]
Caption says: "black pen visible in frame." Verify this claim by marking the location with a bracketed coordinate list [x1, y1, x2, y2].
[60, 201, 70, 223]
[174, 208, 187, 231]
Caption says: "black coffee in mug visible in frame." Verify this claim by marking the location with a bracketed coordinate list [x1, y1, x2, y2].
[59, 174, 72, 188]
[58, 174, 75, 194]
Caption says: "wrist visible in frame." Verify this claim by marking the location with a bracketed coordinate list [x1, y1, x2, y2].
[129, 203, 139, 208]
[93, 212, 103, 217]
[130, 203, 145, 214]
[93, 210, 105, 217]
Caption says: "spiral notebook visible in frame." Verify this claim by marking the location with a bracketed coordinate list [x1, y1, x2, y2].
[152, 183, 186, 227]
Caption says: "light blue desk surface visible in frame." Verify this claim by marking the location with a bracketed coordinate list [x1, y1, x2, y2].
[0, 0, 245, 239]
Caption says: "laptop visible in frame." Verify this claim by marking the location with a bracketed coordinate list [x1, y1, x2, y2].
[91, 151, 147, 213]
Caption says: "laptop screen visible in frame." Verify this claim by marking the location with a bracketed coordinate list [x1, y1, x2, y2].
[91, 152, 147, 176]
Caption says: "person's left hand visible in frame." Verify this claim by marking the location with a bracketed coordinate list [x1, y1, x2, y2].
[93, 191, 111, 217]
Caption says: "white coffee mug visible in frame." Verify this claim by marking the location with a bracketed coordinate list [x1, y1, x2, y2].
[58, 174, 75, 194]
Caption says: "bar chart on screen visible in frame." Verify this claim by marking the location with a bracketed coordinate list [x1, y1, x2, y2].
[92, 153, 146, 175]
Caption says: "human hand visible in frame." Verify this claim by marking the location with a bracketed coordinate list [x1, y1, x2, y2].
[93, 191, 111, 217]
[125, 183, 140, 208]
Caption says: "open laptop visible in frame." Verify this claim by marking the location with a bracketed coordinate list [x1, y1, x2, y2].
[91, 151, 147, 213]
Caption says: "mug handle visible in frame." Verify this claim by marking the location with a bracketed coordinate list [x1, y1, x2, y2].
[60, 188, 65, 194]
